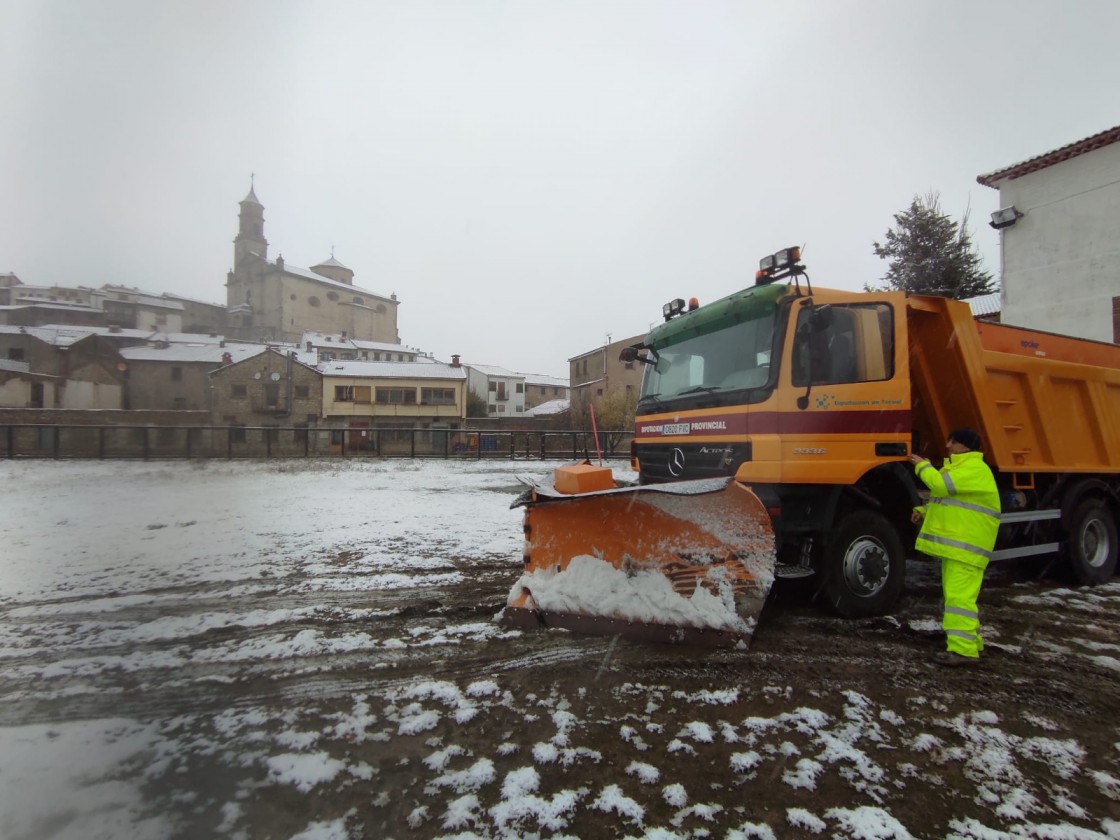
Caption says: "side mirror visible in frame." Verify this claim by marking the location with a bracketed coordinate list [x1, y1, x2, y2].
[809, 304, 834, 332]
[620, 344, 658, 366]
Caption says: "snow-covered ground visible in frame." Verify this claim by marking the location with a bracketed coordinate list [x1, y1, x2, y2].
[2, 459, 1119, 840]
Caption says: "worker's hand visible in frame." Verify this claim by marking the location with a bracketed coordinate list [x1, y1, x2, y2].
[910, 510, 923, 525]
[907, 454, 925, 465]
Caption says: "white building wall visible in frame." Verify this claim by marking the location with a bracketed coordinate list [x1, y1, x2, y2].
[994, 142, 1120, 342]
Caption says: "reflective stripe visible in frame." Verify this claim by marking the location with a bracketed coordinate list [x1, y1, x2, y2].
[943, 472, 957, 495]
[945, 605, 979, 620]
[946, 628, 977, 641]
[918, 463, 936, 478]
[930, 497, 1001, 520]
[918, 532, 993, 560]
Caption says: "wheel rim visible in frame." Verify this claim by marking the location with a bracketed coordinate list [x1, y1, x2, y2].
[842, 536, 890, 597]
[1080, 518, 1110, 569]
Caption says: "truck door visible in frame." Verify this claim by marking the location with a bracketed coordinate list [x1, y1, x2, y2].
[778, 298, 910, 485]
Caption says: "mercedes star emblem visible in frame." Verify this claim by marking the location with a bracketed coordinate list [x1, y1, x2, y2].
[668, 447, 686, 477]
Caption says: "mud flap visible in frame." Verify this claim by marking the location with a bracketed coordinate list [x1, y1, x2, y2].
[500, 477, 776, 648]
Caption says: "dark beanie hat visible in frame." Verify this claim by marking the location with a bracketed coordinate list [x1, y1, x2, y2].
[949, 427, 982, 451]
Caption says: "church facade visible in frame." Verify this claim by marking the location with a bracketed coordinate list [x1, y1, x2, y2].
[224, 184, 400, 345]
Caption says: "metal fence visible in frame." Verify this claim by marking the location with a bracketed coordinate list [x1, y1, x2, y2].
[0, 424, 635, 461]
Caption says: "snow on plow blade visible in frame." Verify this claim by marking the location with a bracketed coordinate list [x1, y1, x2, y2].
[500, 470, 776, 648]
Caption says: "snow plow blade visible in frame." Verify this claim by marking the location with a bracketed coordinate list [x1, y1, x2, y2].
[500, 468, 776, 648]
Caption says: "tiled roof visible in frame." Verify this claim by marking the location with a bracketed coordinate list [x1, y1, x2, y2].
[977, 125, 1120, 187]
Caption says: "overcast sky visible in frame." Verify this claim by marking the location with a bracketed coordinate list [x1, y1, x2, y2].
[3, 1, 1118, 379]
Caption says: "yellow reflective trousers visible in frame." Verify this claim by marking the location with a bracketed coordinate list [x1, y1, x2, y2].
[942, 557, 984, 658]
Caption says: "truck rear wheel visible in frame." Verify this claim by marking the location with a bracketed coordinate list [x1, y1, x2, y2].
[819, 510, 906, 618]
[1067, 499, 1118, 586]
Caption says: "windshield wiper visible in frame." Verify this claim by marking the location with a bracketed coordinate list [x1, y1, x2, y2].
[678, 385, 722, 396]
[637, 392, 663, 406]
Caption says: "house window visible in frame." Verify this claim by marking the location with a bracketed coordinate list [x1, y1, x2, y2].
[421, 388, 456, 405]
[230, 425, 247, 443]
[265, 383, 280, 407]
[327, 291, 339, 301]
[156, 314, 167, 325]
[8, 348, 25, 361]
[171, 366, 182, 381]
[231, 384, 248, 398]
[353, 386, 372, 404]
[309, 296, 321, 307]
[516, 383, 524, 394]
[173, 397, 187, 409]
[376, 387, 416, 404]
[295, 385, 310, 399]
[335, 385, 354, 402]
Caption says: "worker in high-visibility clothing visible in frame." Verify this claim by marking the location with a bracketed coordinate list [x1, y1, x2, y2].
[908, 427, 1000, 666]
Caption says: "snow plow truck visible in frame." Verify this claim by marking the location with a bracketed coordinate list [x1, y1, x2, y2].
[501, 246, 1120, 647]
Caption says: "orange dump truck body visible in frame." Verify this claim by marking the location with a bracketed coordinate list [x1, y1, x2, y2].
[907, 294, 1120, 476]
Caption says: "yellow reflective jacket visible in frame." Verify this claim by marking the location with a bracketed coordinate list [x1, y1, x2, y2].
[913, 451, 1000, 568]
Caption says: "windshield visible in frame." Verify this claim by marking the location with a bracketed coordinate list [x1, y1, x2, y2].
[638, 286, 783, 407]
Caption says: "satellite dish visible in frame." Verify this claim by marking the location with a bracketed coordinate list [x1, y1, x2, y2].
[270, 372, 280, 381]
[253, 372, 261, 379]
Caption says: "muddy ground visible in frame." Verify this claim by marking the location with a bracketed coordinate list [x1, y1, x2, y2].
[6, 549, 1120, 839]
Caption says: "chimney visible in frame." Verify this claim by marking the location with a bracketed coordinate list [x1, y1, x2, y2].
[306, 341, 312, 351]
[108, 324, 122, 333]
[219, 339, 226, 348]
[451, 354, 461, 367]
[221, 352, 233, 366]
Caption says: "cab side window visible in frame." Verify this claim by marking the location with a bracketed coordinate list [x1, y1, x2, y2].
[792, 304, 893, 386]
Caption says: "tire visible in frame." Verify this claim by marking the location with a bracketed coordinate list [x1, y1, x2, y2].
[819, 509, 906, 618]
[1067, 499, 1118, 586]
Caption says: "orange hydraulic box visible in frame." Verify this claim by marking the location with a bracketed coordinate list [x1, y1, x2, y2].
[553, 464, 615, 495]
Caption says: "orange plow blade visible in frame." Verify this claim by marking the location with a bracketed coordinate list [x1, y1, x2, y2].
[500, 475, 776, 648]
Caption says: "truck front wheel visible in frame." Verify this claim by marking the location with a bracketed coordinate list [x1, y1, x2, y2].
[820, 510, 906, 618]
[1067, 499, 1118, 586]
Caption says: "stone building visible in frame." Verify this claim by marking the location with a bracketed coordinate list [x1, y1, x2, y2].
[209, 348, 324, 430]
[521, 373, 569, 410]
[225, 184, 400, 345]
[0, 326, 126, 409]
[120, 342, 270, 411]
[568, 334, 645, 428]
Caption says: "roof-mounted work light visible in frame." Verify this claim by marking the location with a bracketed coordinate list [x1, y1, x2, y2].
[755, 245, 803, 285]
[662, 298, 686, 321]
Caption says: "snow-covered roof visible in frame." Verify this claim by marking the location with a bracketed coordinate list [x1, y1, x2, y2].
[2, 301, 100, 312]
[524, 398, 570, 417]
[120, 343, 269, 364]
[977, 124, 1120, 187]
[318, 361, 466, 380]
[0, 325, 117, 346]
[965, 292, 1002, 318]
[312, 256, 349, 270]
[279, 261, 391, 302]
[161, 292, 224, 308]
[520, 373, 569, 388]
[0, 358, 31, 373]
[300, 332, 417, 356]
[467, 364, 521, 379]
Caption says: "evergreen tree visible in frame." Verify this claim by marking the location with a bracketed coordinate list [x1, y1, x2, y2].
[868, 191, 996, 299]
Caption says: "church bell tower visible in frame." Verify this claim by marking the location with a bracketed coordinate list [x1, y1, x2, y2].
[234, 177, 268, 271]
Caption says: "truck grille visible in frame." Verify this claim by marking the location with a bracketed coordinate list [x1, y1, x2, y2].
[635, 443, 751, 482]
